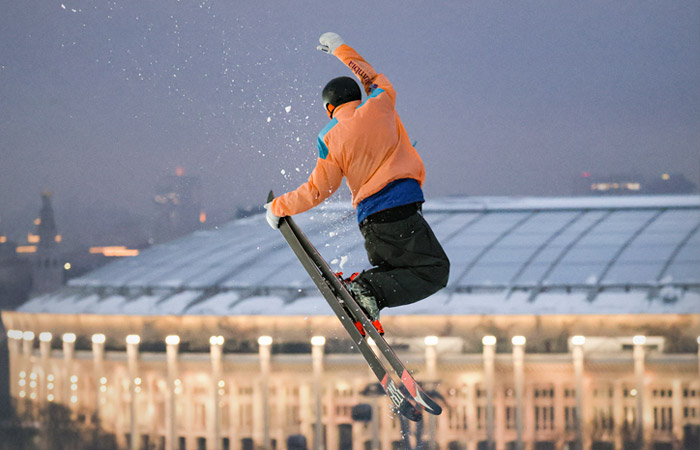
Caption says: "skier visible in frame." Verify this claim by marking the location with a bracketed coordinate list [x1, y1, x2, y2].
[265, 32, 450, 321]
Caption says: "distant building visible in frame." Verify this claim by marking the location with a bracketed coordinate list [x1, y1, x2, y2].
[574, 172, 698, 196]
[3, 195, 700, 450]
[0, 192, 64, 305]
[30, 192, 64, 296]
[152, 167, 204, 244]
[0, 240, 32, 311]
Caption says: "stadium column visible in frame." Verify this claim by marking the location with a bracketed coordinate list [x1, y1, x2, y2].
[7, 330, 22, 402]
[425, 336, 439, 445]
[126, 335, 141, 450]
[258, 336, 273, 450]
[22, 331, 34, 369]
[39, 332, 52, 407]
[62, 333, 76, 406]
[92, 334, 106, 417]
[22, 332, 35, 409]
[512, 336, 526, 450]
[553, 379, 564, 449]
[612, 381, 624, 450]
[671, 379, 683, 444]
[633, 335, 646, 447]
[466, 383, 478, 450]
[166, 335, 180, 450]
[22, 331, 36, 399]
[571, 336, 585, 450]
[311, 336, 326, 450]
[210, 336, 224, 450]
[482, 336, 496, 450]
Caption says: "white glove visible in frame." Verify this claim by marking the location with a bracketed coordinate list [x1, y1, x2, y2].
[317, 32, 345, 54]
[264, 202, 281, 229]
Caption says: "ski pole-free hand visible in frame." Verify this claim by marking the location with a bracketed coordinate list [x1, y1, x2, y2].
[264, 201, 281, 229]
[317, 32, 344, 54]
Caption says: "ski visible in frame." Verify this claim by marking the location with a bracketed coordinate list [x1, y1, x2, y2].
[268, 192, 442, 420]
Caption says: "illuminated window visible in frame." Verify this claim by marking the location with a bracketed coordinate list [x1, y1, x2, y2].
[90, 246, 139, 257]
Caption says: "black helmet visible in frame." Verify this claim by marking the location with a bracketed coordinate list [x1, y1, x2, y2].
[322, 76, 361, 117]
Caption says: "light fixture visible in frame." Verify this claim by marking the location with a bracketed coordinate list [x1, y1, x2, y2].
[571, 335, 586, 346]
[39, 332, 52, 342]
[311, 336, 326, 346]
[7, 330, 23, 340]
[512, 336, 526, 346]
[209, 336, 224, 346]
[424, 336, 439, 346]
[91, 334, 106, 344]
[633, 335, 646, 346]
[258, 336, 273, 346]
[22, 331, 35, 341]
[165, 335, 180, 346]
[126, 335, 140, 345]
[62, 333, 76, 343]
[482, 335, 497, 346]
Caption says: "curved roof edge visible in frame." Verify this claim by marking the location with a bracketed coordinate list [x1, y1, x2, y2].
[11, 194, 700, 317]
[421, 194, 700, 212]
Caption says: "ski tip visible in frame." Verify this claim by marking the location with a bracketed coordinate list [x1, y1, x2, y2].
[415, 388, 443, 416]
[397, 400, 423, 422]
[267, 190, 275, 202]
[425, 403, 442, 416]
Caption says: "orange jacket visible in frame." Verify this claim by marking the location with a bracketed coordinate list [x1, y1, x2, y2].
[271, 44, 425, 217]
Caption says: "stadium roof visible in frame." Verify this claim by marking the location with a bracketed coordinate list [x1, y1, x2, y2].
[18, 195, 700, 317]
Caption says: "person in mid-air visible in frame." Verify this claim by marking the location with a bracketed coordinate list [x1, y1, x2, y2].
[265, 32, 450, 321]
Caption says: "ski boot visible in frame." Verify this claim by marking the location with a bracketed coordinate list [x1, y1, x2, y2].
[335, 272, 384, 336]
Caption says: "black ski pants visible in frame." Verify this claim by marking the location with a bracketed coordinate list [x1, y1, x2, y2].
[356, 205, 450, 310]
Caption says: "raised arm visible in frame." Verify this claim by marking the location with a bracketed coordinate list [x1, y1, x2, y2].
[318, 32, 397, 104]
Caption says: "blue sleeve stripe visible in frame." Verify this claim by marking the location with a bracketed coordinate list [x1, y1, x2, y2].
[356, 88, 385, 110]
[317, 118, 338, 159]
[368, 87, 385, 99]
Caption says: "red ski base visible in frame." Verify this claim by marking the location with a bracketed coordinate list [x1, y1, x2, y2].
[355, 319, 385, 336]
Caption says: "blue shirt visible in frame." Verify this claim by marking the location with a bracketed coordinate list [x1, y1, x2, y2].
[356, 178, 424, 223]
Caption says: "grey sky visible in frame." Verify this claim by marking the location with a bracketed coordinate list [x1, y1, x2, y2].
[1, 0, 698, 240]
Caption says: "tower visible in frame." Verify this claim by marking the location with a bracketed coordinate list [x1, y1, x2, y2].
[31, 191, 63, 295]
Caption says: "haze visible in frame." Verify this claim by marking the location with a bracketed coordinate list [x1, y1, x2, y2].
[1, 0, 698, 244]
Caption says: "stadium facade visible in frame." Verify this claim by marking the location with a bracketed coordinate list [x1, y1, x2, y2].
[3, 195, 700, 450]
